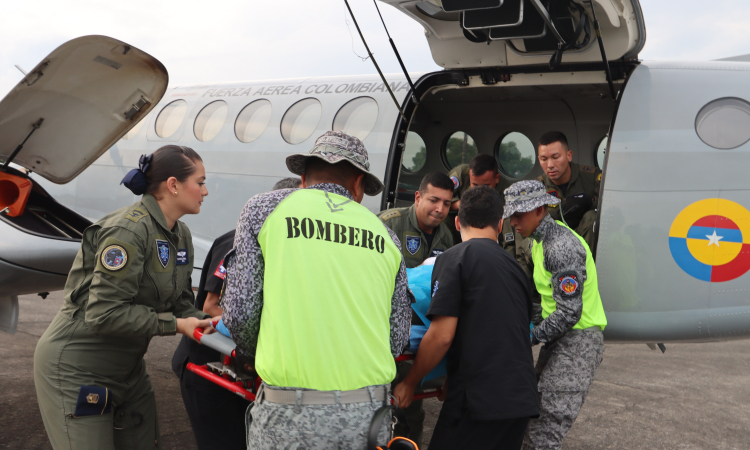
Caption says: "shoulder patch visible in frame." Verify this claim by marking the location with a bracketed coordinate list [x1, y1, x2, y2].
[556, 271, 582, 297]
[579, 165, 596, 174]
[597, 173, 602, 182]
[101, 245, 128, 271]
[450, 175, 460, 190]
[379, 209, 401, 221]
[124, 207, 149, 223]
[504, 232, 515, 243]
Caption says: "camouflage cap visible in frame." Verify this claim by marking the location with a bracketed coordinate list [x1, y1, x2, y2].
[503, 180, 560, 219]
[285, 131, 384, 196]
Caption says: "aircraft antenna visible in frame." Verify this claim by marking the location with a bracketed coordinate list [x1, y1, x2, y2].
[343, 0, 407, 121]
[587, 0, 618, 101]
[372, 0, 419, 105]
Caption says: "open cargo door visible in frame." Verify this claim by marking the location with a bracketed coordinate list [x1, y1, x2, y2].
[378, 0, 645, 69]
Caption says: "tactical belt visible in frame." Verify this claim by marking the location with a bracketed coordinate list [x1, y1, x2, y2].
[256, 382, 388, 405]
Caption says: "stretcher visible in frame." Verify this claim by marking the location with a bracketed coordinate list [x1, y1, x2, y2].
[186, 323, 444, 403]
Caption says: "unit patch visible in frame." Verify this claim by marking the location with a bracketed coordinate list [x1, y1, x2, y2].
[101, 245, 128, 271]
[557, 272, 581, 297]
[450, 176, 460, 190]
[597, 173, 602, 182]
[214, 259, 227, 280]
[176, 249, 189, 265]
[547, 190, 559, 198]
[504, 232, 515, 243]
[156, 240, 170, 268]
[432, 281, 439, 298]
[406, 235, 421, 255]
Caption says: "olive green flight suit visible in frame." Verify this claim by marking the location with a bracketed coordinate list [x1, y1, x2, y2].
[34, 193, 209, 450]
[537, 162, 601, 252]
[377, 204, 453, 445]
[378, 204, 454, 269]
[446, 164, 533, 277]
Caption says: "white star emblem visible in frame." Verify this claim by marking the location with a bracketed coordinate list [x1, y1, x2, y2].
[706, 230, 724, 247]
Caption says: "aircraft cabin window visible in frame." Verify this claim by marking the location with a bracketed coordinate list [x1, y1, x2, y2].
[443, 131, 478, 169]
[595, 136, 608, 169]
[194, 100, 228, 142]
[495, 132, 535, 178]
[695, 97, 750, 150]
[281, 98, 322, 144]
[155, 100, 188, 139]
[332, 97, 379, 141]
[235, 99, 272, 143]
[122, 119, 144, 140]
[402, 131, 427, 173]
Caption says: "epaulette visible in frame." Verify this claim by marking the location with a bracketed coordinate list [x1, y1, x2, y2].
[536, 175, 544, 182]
[124, 207, 149, 223]
[379, 209, 401, 221]
[579, 165, 596, 174]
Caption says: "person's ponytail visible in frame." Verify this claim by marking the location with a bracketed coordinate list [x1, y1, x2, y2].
[120, 146, 202, 196]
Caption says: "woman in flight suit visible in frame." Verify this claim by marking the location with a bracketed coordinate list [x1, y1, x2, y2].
[34, 145, 214, 450]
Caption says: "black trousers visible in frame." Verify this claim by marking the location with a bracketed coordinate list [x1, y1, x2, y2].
[179, 369, 249, 450]
[429, 405, 529, 450]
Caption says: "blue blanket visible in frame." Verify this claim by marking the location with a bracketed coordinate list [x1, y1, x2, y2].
[406, 264, 447, 384]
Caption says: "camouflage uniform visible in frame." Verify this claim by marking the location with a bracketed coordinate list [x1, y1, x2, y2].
[537, 162, 601, 252]
[447, 164, 532, 278]
[222, 132, 412, 450]
[247, 384, 390, 449]
[378, 204, 454, 268]
[502, 181, 605, 450]
[34, 194, 209, 450]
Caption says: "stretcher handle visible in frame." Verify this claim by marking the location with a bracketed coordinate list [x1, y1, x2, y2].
[186, 363, 256, 401]
[193, 327, 236, 358]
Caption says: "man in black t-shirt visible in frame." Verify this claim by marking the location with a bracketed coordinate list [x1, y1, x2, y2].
[171, 229, 246, 450]
[394, 186, 539, 450]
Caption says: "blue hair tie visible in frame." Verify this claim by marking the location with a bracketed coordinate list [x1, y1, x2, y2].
[120, 154, 153, 195]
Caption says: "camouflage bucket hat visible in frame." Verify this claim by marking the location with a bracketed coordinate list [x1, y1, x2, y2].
[503, 180, 560, 219]
[285, 131, 384, 196]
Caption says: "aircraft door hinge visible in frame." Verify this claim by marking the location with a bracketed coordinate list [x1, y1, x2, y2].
[124, 96, 151, 121]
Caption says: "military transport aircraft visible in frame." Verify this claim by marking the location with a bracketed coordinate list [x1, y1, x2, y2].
[2, 0, 750, 348]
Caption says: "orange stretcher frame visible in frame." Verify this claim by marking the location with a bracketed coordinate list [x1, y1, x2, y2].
[186, 327, 443, 403]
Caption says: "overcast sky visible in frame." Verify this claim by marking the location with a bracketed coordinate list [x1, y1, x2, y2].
[1, 0, 749, 97]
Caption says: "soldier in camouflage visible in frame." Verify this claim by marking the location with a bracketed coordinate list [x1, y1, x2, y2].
[504, 180, 607, 450]
[535, 131, 601, 252]
[221, 131, 412, 450]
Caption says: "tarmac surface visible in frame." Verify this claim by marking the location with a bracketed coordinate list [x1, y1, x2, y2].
[1, 291, 749, 450]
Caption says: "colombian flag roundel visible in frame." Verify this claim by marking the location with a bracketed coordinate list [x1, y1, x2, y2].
[669, 198, 750, 282]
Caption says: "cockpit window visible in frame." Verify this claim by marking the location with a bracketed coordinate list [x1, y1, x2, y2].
[402, 131, 427, 173]
[495, 132, 535, 178]
[194, 100, 228, 142]
[695, 97, 750, 150]
[155, 100, 187, 138]
[332, 97, 379, 141]
[281, 98, 322, 144]
[595, 136, 608, 169]
[443, 131, 478, 169]
[235, 99, 272, 143]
